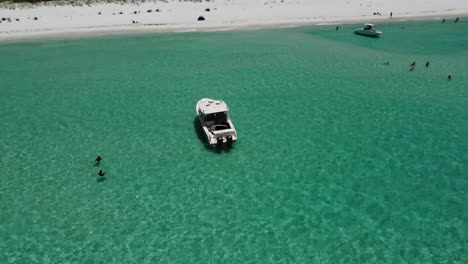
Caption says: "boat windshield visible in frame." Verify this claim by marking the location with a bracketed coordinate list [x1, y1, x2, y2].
[204, 112, 227, 123]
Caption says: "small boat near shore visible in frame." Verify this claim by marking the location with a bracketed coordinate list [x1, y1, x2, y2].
[354, 24, 382, 37]
[196, 98, 237, 147]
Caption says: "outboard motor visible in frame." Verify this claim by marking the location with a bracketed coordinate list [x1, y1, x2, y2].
[217, 137, 223, 147]
[226, 135, 233, 146]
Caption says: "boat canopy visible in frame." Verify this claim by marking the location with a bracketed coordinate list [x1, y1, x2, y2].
[199, 99, 229, 115]
[365, 23, 374, 27]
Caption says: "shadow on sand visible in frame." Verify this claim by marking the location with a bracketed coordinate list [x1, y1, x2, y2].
[193, 116, 233, 154]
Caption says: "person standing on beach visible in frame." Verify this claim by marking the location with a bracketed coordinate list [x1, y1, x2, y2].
[390, 12, 392, 19]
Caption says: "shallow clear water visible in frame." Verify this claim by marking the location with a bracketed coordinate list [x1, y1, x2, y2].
[1, 19, 467, 263]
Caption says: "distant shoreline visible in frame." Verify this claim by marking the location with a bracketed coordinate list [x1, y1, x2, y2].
[1, 0, 467, 42]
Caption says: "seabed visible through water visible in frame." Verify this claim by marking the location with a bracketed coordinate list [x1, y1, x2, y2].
[0, 19, 467, 263]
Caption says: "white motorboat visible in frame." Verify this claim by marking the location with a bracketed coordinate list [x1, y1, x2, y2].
[196, 98, 237, 146]
[354, 24, 382, 37]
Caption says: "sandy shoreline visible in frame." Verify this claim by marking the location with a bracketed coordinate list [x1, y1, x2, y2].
[1, 0, 467, 42]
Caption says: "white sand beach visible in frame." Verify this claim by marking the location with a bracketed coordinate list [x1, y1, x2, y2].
[1, 0, 467, 41]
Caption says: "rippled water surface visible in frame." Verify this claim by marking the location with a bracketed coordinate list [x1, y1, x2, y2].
[1, 19, 467, 263]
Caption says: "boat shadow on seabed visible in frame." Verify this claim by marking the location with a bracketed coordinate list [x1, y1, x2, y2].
[193, 116, 233, 154]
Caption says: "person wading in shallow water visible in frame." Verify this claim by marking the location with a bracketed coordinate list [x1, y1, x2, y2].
[98, 170, 107, 176]
[94, 156, 102, 165]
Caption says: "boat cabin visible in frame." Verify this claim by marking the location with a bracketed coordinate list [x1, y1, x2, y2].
[364, 24, 374, 30]
[198, 100, 232, 129]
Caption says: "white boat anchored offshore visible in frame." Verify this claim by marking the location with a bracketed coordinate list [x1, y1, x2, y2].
[196, 98, 237, 146]
[354, 24, 382, 37]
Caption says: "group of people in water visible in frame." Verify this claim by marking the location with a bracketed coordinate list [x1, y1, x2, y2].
[408, 17, 459, 79]
[383, 60, 452, 80]
[442, 17, 460, 23]
[93, 156, 107, 177]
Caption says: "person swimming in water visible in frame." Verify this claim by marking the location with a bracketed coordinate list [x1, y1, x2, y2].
[426, 61, 430, 67]
[98, 170, 106, 176]
[448, 74, 452, 80]
[94, 156, 102, 165]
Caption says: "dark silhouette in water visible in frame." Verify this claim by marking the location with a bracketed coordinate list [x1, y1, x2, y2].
[426, 61, 430, 67]
[455, 17, 459, 23]
[98, 170, 106, 176]
[443, 18, 446, 23]
[448, 74, 452, 80]
[97, 177, 106, 183]
[336, 26, 339, 31]
[94, 156, 102, 165]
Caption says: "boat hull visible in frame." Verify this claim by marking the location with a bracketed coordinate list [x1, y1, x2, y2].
[354, 29, 382, 37]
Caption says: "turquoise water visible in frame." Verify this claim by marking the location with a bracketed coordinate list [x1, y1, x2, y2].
[1, 19, 467, 263]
